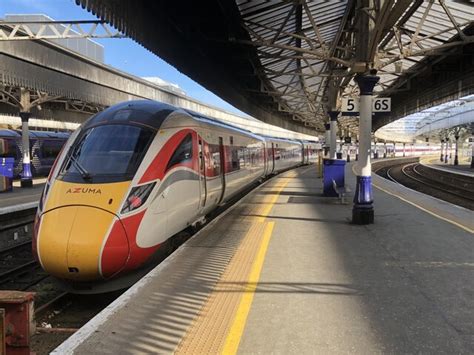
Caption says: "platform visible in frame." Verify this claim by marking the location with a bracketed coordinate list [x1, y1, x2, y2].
[0, 178, 45, 214]
[421, 156, 474, 177]
[55, 163, 473, 354]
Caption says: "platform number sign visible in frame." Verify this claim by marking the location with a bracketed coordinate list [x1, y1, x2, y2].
[373, 98, 390, 112]
[341, 97, 391, 116]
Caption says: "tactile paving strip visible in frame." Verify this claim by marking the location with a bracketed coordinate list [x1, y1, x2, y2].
[175, 221, 268, 354]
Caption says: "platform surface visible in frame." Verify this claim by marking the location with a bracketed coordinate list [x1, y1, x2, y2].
[55, 163, 474, 354]
[421, 156, 474, 177]
[0, 179, 44, 214]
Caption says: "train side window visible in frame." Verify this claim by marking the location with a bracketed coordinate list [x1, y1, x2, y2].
[166, 133, 193, 170]
[231, 147, 239, 171]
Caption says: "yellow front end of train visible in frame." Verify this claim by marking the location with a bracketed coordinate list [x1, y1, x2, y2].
[37, 180, 131, 281]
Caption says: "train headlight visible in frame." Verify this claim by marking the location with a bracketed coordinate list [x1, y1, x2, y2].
[121, 182, 156, 214]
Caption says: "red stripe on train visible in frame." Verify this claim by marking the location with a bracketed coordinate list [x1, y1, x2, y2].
[139, 129, 199, 184]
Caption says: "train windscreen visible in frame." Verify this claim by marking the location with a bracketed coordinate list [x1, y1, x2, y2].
[59, 124, 155, 183]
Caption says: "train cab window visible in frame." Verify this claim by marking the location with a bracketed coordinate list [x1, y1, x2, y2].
[166, 133, 193, 170]
[59, 124, 155, 183]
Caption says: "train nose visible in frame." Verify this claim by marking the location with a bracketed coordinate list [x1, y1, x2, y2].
[37, 206, 129, 281]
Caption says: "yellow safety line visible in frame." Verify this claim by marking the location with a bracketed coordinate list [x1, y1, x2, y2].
[222, 222, 275, 355]
[256, 172, 295, 222]
[351, 165, 473, 234]
[222, 171, 296, 354]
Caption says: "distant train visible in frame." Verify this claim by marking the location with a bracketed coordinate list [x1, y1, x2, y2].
[337, 142, 441, 159]
[0, 129, 70, 177]
[33, 100, 320, 293]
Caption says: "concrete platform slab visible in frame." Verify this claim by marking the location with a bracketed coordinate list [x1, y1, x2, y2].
[0, 180, 43, 215]
[421, 156, 474, 177]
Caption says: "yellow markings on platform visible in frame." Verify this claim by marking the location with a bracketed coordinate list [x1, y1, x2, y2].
[176, 171, 295, 354]
[222, 221, 274, 355]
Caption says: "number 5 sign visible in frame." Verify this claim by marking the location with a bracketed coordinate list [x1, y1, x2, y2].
[341, 97, 391, 116]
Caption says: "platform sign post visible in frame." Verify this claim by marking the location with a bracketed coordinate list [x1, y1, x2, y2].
[341, 97, 391, 116]
[352, 74, 379, 225]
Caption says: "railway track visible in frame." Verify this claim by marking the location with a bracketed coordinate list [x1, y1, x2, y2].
[376, 160, 474, 210]
[0, 255, 47, 291]
[0, 213, 47, 291]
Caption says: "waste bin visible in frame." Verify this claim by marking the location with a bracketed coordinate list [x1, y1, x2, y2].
[323, 159, 346, 197]
[0, 158, 14, 192]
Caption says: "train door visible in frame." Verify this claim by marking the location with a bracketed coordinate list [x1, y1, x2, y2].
[217, 137, 226, 204]
[198, 137, 207, 211]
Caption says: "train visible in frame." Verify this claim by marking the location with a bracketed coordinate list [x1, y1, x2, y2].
[0, 129, 69, 177]
[33, 100, 320, 293]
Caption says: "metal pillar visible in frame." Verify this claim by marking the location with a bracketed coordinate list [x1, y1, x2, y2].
[324, 123, 331, 158]
[454, 134, 459, 166]
[19, 112, 32, 187]
[383, 142, 387, 158]
[328, 111, 338, 159]
[352, 73, 379, 225]
[440, 140, 444, 162]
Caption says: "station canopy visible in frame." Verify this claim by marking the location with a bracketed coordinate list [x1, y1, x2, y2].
[77, 0, 474, 134]
[376, 93, 474, 142]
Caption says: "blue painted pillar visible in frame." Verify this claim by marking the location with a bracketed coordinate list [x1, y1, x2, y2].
[352, 73, 379, 225]
[19, 111, 33, 187]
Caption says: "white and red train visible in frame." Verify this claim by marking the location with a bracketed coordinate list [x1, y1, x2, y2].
[33, 100, 319, 292]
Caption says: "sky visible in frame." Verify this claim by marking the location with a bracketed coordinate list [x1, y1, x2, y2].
[0, 0, 248, 116]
